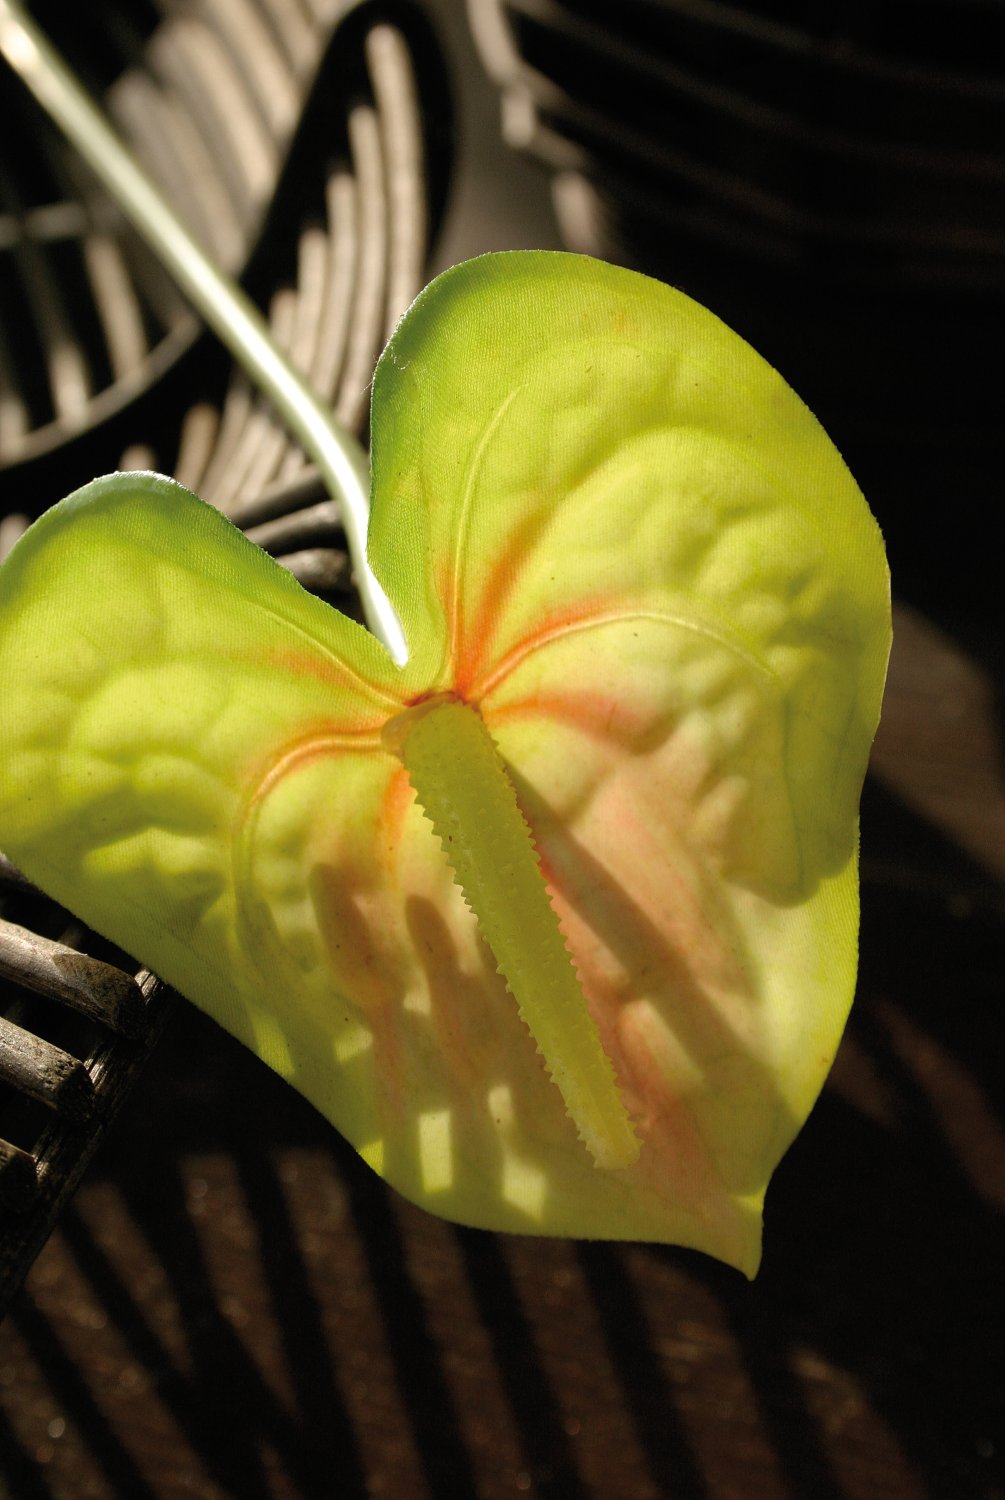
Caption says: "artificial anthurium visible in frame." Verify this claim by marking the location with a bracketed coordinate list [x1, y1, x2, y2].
[0, 252, 890, 1275]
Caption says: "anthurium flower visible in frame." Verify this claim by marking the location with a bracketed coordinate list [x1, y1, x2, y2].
[0, 252, 890, 1275]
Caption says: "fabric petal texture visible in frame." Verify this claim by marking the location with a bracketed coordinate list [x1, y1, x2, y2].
[0, 253, 890, 1275]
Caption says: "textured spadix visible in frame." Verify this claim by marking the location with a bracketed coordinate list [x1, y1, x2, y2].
[0, 252, 890, 1274]
[384, 695, 640, 1171]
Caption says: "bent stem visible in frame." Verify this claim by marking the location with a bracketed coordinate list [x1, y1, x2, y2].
[0, 0, 408, 665]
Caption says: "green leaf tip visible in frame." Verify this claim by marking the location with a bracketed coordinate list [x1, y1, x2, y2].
[0, 251, 891, 1274]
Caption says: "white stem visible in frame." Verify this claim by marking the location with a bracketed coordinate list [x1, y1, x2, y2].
[0, 0, 408, 665]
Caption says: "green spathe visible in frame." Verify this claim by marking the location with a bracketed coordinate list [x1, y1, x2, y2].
[0, 252, 891, 1275]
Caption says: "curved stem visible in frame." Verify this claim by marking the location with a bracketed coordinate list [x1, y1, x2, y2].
[0, 0, 408, 665]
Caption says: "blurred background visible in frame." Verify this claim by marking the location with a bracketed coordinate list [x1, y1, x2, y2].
[0, 2, 1002, 1496]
